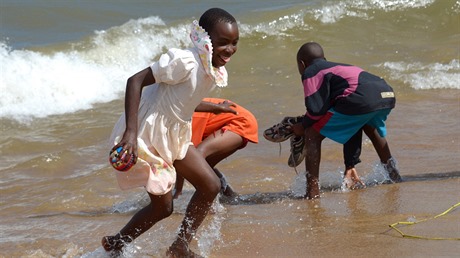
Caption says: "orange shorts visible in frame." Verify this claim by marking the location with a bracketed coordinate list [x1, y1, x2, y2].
[192, 98, 259, 148]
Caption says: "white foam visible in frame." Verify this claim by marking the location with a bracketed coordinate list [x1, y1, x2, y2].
[379, 59, 460, 90]
[1, 3, 454, 122]
[352, 0, 435, 10]
[238, 0, 436, 35]
[311, 0, 435, 24]
[312, 2, 366, 24]
[0, 16, 191, 123]
[239, 12, 309, 36]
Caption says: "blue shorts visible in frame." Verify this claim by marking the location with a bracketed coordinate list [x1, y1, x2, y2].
[312, 108, 391, 144]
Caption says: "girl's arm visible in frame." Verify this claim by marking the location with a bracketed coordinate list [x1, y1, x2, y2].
[112, 67, 156, 162]
[194, 100, 238, 115]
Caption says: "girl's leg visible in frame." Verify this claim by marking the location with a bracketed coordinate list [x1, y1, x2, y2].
[304, 127, 325, 199]
[168, 145, 221, 256]
[102, 191, 173, 252]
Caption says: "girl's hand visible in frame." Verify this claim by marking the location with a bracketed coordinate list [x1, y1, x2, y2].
[112, 130, 138, 164]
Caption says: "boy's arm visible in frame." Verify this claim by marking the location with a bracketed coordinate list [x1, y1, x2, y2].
[343, 167, 365, 189]
[291, 122, 306, 137]
[302, 112, 323, 128]
[302, 72, 331, 127]
[343, 131, 365, 189]
[343, 130, 362, 169]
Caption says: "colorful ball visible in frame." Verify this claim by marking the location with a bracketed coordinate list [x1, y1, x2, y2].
[109, 146, 135, 172]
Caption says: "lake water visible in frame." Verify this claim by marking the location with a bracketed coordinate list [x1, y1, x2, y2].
[1, 0, 459, 257]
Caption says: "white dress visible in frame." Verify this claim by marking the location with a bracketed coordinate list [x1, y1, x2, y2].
[109, 47, 219, 195]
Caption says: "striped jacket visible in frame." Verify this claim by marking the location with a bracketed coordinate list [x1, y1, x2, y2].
[301, 59, 396, 127]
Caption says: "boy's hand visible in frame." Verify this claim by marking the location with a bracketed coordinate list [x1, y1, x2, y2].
[343, 168, 365, 189]
[214, 100, 237, 115]
[291, 123, 305, 137]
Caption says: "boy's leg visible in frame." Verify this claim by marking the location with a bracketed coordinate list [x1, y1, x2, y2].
[343, 129, 362, 169]
[305, 109, 372, 197]
[362, 125, 401, 182]
[213, 168, 237, 197]
[102, 191, 174, 252]
[197, 130, 243, 168]
[342, 130, 365, 189]
[169, 145, 221, 256]
[304, 127, 325, 199]
[363, 124, 391, 162]
[175, 130, 242, 198]
[197, 130, 243, 196]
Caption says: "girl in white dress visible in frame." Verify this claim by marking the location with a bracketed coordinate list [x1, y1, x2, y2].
[102, 8, 239, 257]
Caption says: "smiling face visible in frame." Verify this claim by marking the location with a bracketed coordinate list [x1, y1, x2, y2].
[208, 22, 239, 68]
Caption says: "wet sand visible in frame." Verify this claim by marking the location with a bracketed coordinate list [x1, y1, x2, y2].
[4, 173, 458, 258]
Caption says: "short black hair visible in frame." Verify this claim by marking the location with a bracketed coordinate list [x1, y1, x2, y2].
[199, 8, 236, 34]
[297, 42, 325, 66]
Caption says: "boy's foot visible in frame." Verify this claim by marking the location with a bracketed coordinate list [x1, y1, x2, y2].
[383, 157, 402, 183]
[305, 188, 320, 200]
[217, 172, 238, 197]
[288, 135, 305, 167]
[263, 116, 303, 143]
[221, 183, 238, 198]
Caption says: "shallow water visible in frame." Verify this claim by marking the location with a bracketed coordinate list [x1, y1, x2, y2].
[1, 0, 459, 257]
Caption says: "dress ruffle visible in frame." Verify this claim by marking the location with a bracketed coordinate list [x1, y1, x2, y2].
[190, 20, 228, 87]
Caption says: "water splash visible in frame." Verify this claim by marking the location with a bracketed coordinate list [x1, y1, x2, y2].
[110, 192, 149, 214]
[196, 200, 227, 257]
[0, 16, 190, 123]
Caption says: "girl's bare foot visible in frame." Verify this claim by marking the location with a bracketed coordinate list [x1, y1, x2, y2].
[102, 234, 132, 254]
[166, 238, 203, 258]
